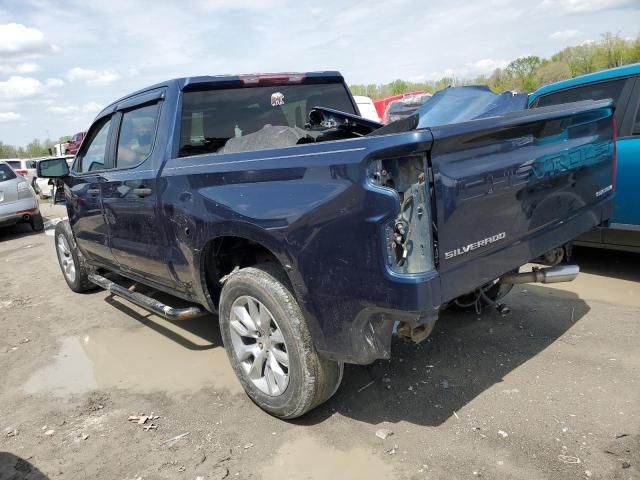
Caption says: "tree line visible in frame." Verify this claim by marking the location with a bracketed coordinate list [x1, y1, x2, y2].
[0, 137, 71, 160]
[350, 32, 640, 98]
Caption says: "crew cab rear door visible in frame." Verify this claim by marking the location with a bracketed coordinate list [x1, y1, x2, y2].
[428, 100, 616, 302]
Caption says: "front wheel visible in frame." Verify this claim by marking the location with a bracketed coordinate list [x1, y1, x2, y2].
[219, 263, 343, 419]
[54, 220, 96, 293]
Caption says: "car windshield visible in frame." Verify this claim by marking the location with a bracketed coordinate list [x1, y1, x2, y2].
[0, 164, 17, 182]
[179, 82, 356, 156]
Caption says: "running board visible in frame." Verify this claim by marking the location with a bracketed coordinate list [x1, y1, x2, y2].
[88, 273, 207, 321]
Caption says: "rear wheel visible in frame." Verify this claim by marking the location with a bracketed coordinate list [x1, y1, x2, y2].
[30, 212, 44, 231]
[54, 220, 96, 293]
[219, 263, 343, 419]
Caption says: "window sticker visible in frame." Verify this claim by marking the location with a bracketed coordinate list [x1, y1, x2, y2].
[271, 92, 285, 107]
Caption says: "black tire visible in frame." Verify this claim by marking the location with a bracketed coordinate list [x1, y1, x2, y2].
[219, 263, 343, 419]
[30, 212, 44, 231]
[54, 220, 96, 293]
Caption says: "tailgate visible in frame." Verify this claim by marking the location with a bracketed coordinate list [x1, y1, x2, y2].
[428, 99, 615, 302]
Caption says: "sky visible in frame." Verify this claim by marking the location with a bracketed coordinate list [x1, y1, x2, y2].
[0, 0, 638, 147]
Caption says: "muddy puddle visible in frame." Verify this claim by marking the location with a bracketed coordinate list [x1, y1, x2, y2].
[23, 322, 242, 397]
[260, 433, 395, 480]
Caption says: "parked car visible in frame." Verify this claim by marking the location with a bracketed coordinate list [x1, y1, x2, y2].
[38, 70, 614, 419]
[528, 63, 640, 253]
[0, 160, 44, 231]
[353, 95, 381, 122]
[65, 131, 86, 155]
[383, 93, 432, 123]
[34, 156, 75, 198]
[373, 91, 428, 121]
[4, 158, 37, 185]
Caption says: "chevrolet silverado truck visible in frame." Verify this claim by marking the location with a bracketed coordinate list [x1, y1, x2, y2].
[38, 71, 616, 419]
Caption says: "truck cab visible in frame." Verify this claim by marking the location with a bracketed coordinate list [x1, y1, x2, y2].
[529, 63, 640, 253]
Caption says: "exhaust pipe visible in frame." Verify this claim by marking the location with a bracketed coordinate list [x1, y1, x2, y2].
[500, 265, 579, 285]
[22, 214, 31, 221]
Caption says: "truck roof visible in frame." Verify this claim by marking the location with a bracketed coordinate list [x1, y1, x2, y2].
[529, 62, 640, 104]
[97, 71, 345, 118]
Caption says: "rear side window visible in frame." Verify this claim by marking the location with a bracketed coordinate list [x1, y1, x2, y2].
[633, 101, 640, 136]
[179, 83, 355, 157]
[78, 117, 112, 173]
[0, 164, 17, 182]
[116, 102, 160, 169]
[535, 79, 626, 108]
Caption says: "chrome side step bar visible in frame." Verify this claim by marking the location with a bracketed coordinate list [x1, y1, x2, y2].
[500, 265, 580, 285]
[88, 273, 207, 321]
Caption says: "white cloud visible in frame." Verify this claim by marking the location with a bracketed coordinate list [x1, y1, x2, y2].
[466, 58, 509, 73]
[46, 105, 78, 115]
[0, 23, 55, 59]
[0, 76, 45, 99]
[549, 29, 580, 40]
[0, 111, 21, 122]
[45, 78, 65, 88]
[45, 101, 104, 116]
[66, 67, 121, 85]
[82, 101, 103, 113]
[0, 62, 40, 75]
[537, 0, 635, 14]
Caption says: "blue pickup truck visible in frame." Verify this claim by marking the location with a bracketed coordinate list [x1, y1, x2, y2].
[38, 71, 615, 418]
[529, 63, 640, 253]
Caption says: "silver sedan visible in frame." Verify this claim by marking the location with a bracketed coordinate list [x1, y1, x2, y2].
[0, 160, 44, 231]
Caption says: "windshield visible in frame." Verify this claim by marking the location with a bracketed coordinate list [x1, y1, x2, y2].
[416, 86, 528, 128]
[0, 164, 17, 182]
[179, 82, 356, 157]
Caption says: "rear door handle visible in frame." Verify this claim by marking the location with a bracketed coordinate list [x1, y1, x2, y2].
[133, 187, 152, 198]
[87, 188, 100, 196]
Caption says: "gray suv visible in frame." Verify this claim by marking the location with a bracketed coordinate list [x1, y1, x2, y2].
[0, 161, 43, 231]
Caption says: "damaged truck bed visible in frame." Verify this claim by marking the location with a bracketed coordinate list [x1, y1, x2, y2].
[38, 71, 616, 418]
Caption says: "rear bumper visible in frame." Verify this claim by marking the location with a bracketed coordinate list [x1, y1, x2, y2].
[0, 198, 39, 226]
[309, 198, 613, 365]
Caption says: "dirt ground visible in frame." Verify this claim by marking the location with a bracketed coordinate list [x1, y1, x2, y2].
[1, 203, 638, 480]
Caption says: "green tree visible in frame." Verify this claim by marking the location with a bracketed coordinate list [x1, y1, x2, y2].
[506, 55, 542, 91]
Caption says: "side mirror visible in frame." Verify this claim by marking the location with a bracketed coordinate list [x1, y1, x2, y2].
[37, 158, 70, 178]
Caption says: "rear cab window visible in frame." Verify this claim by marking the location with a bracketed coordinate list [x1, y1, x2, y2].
[179, 82, 355, 157]
[0, 163, 17, 182]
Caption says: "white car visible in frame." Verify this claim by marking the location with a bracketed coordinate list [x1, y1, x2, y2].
[4, 158, 37, 186]
[353, 95, 381, 123]
[0, 160, 43, 231]
[34, 156, 75, 198]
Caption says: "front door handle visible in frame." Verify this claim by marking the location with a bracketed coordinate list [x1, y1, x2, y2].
[133, 187, 152, 198]
[87, 188, 100, 196]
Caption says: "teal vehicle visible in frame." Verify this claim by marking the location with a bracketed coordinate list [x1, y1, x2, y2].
[529, 63, 640, 253]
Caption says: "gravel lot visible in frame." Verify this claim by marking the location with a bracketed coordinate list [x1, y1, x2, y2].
[1, 203, 638, 479]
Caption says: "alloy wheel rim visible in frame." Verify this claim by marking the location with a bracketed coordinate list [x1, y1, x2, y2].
[56, 234, 76, 283]
[229, 295, 290, 396]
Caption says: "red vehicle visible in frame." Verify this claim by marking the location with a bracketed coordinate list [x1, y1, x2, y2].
[65, 131, 86, 155]
[373, 91, 428, 122]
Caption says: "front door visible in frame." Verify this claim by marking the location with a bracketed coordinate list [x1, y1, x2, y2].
[100, 92, 174, 287]
[67, 115, 115, 266]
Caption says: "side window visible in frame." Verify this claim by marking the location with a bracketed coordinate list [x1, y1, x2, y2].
[77, 118, 112, 173]
[116, 102, 160, 169]
[633, 101, 640, 136]
[535, 79, 626, 108]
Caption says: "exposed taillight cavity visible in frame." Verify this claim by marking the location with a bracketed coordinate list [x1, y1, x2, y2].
[612, 116, 617, 192]
[239, 73, 305, 85]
